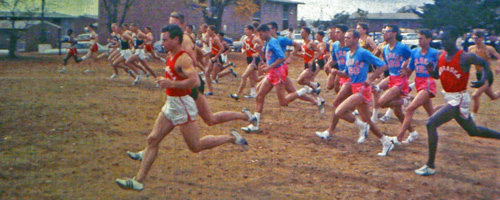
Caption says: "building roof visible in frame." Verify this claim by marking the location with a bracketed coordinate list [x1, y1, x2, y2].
[0, 11, 76, 19]
[0, 20, 61, 30]
[350, 13, 420, 20]
[269, 0, 304, 4]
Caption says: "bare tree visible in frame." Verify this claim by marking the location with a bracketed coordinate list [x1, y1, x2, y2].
[1, 0, 35, 59]
[102, 0, 138, 32]
[190, 0, 261, 32]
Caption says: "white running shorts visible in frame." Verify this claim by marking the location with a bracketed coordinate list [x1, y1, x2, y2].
[161, 95, 198, 126]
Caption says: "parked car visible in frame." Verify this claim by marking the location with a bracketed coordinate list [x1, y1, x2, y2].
[232, 35, 246, 52]
[76, 33, 92, 42]
[402, 33, 419, 49]
[369, 32, 383, 45]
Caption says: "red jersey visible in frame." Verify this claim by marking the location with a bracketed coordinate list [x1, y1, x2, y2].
[164, 50, 192, 96]
[244, 36, 257, 57]
[302, 40, 314, 63]
[211, 38, 220, 55]
[438, 50, 469, 92]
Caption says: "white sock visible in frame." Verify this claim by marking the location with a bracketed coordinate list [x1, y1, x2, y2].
[384, 108, 393, 117]
[250, 87, 256, 95]
[296, 88, 308, 96]
[410, 131, 418, 136]
[254, 112, 261, 121]
[372, 108, 379, 118]
[81, 55, 88, 61]
[309, 82, 318, 88]
[355, 117, 365, 126]
[379, 135, 389, 143]
[409, 82, 416, 90]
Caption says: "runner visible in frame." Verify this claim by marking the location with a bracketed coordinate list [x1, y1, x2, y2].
[143, 26, 165, 62]
[296, 27, 322, 95]
[79, 24, 99, 73]
[58, 29, 81, 73]
[204, 25, 224, 95]
[311, 31, 328, 79]
[468, 30, 500, 120]
[415, 26, 500, 176]
[241, 24, 323, 132]
[316, 30, 396, 155]
[395, 29, 440, 144]
[115, 25, 248, 191]
[213, 31, 238, 81]
[125, 23, 157, 80]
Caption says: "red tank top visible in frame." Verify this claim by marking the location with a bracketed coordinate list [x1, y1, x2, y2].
[211, 39, 220, 55]
[302, 40, 314, 63]
[164, 50, 192, 96]
[244, 36, 257, 57]
[438, 50, 469, 92]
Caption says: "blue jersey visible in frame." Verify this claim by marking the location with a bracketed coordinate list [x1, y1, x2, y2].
[276, 36, 293, 53]
[264, 37, 286, 67]
[408, 47, 439, 78]
[383, 42, 411, 76]
[345, 46, 386, 84]
[330, 41, 350, 71]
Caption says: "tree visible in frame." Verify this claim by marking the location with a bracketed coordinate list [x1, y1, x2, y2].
[420, 0, 500, 34]
[298, 17, 306, 28]
[331, 11, 349, 25]
[355, 8, 368, 23]
[397, 5, 417, 13]
[190, 0, 261, 32]
[312, 19, 321, 28]
[102, 0, 138, 33]
[1, 0, 35, 59]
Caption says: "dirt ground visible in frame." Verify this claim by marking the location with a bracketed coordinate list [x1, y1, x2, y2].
[1, 52, 499, 200]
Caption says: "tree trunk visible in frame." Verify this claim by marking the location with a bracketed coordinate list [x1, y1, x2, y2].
[40, 0, 47, 43]
[8, 32, 17, 59]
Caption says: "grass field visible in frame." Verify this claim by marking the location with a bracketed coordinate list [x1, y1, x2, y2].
[1, 52, 499, 199]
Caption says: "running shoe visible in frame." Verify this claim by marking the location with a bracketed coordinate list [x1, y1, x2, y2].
[315, 130, 330, 139]
[58, 69, 66, 73]
[377, 137, 395, 156]
[357, 122, 369, 144]
[84, 69, 93, 73]
[115, 177, 144, 191]
[352, 110, 360, 115]
[109, 74, 118, 79]
[242, 108, 257, 126]
[128, 70, 135, 77]
[229, 67, 238, 77]
[317, 100, 325, 115]
[229, 62, 236, 67]
[132, 75, 141, 85]
[371, 114, 379, 124]
[230, 94, 239, 100]
[230, 129, 249, 150]
[127, 150, 144, 161]
[379, 115, 391, 122]
[244, 94, 257, 98]
[414, 165, 436, 176]
[204, 92, 214, 96]
[402, 131, 419, 144]
[241, 124, 259, 133]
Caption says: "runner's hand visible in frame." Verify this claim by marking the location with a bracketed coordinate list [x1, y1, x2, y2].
[425, 62, 435, 73]
[156, 77, 173, 88]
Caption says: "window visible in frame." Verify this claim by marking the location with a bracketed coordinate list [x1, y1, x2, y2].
[283, 4, 289, 19]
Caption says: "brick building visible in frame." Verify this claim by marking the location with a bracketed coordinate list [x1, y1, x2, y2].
[97, 0, 303, 43]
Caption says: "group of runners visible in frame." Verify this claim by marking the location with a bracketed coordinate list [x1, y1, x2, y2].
[58, 12, 500, 191]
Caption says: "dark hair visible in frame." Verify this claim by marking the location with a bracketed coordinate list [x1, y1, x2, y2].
[302, 27, 311, 34]
[257, 24, 270, 32]
[218, 31, 225, 37]
[130, 23, 138, 27]
[317, 31, 325, 37]
[146, 26, 152, 31]
[67, 28, 73, 35]
[474, 30, 485, 38]
[186, 24, 194, 30]
[347, 29, 360, 39]
[245, 25, 254, 31]
[161, 24, 184, 44]
[208, 25, 216, 31]
[289, 28, 293, 32]
[88, 24, 95, 29]
[122, 23, 129, 29]
[267, 21, 278, 30]
[396, 34, 403, 41]
[384, 24, 399, 33]
[442, 26, 459, 40]
[252, 21, 260, 29]
[419, 29, 433, 39]
[336, 24, 349, 33]
[358, 22, 369, 34]
[170, 12, 185, 24]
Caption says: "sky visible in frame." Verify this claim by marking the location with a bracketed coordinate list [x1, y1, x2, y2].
[297, 0, 434, 20]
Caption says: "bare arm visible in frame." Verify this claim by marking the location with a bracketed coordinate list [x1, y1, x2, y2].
[465, 52, 491, 88]
[157, 54, 200, 89]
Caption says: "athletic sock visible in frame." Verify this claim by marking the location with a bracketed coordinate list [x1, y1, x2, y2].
[372, 108, 379, 119]
[384, 108, 393, 117]
[309, 82, 318, 89]
[80, 55, 88, 61]
[250, 87, 256, 96]
[296, 87, 308, 96]
[354, 117, 365, 126]
[254, 112, 261, 122]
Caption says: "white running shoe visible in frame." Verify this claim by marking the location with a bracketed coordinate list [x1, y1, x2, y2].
[402, 131, 419, 144]
[379, 115, 391, 122]
[109, 74, 118, 79]
[127, 150, 144, 161]
[377, 137, 395, 156]
[58, 69, 66, 73]
[244, 94, 257, 98]
[371, 114, 379, 124]
[115, 177, 144, 191]
[242, 108, 258, 126]
[241, 124, 259, 133]
[132, 75, 141, 85]
[352, 110, 360, 116]
[315, 130, 330, 139]
[357, 122, 369, 144]
[230, 129, 249, 150]
[317, 98, 325, 115]
[414, 165, 436, 176]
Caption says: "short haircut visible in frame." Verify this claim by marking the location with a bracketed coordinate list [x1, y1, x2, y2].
[474, 30, 485, 38]
[218, 31, 225, 37]
[88, 24, 95, 29]
[170, 12, 185, 24]
[317, 31, 325, 37]
[396, 33, 403, 42]
[302, 27, 311, 34]
[122, 23, 129, 29]
[257, 24, 270, 32]
[336, 24, 349, 33]
[267, 21, 278, 30]
[208, 25, 216, 31]
[252, 21, 260, 29]
[419, 29, 433, 39]
[146, 26, 152, 31]
[201, 24, 208, 28]
[347, 29, 360, 39]
[289, 28, 293, 31]
[245, 24, 254, 31]
[161, 24, 184, 44]
[357, 23, 369, 31]
[130, 23, 138, 27]
[67, 28, 73, 35]
[442, 26, 459, 39]
[186, 24, 194, 30]
[384, 24, 399, 33]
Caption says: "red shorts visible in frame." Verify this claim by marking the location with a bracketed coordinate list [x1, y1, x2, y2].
[67, 47, 77, 56]
[266, 65, 287, 85]
[145, 44, 153, 52]
[351, 83, 372, 103]
[90, 43, 98, 52]
[339, 77, 351, 86]
[282, 63, 289, 76]
[415, 77, 436, 98]
[388, 75, 409, 96]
